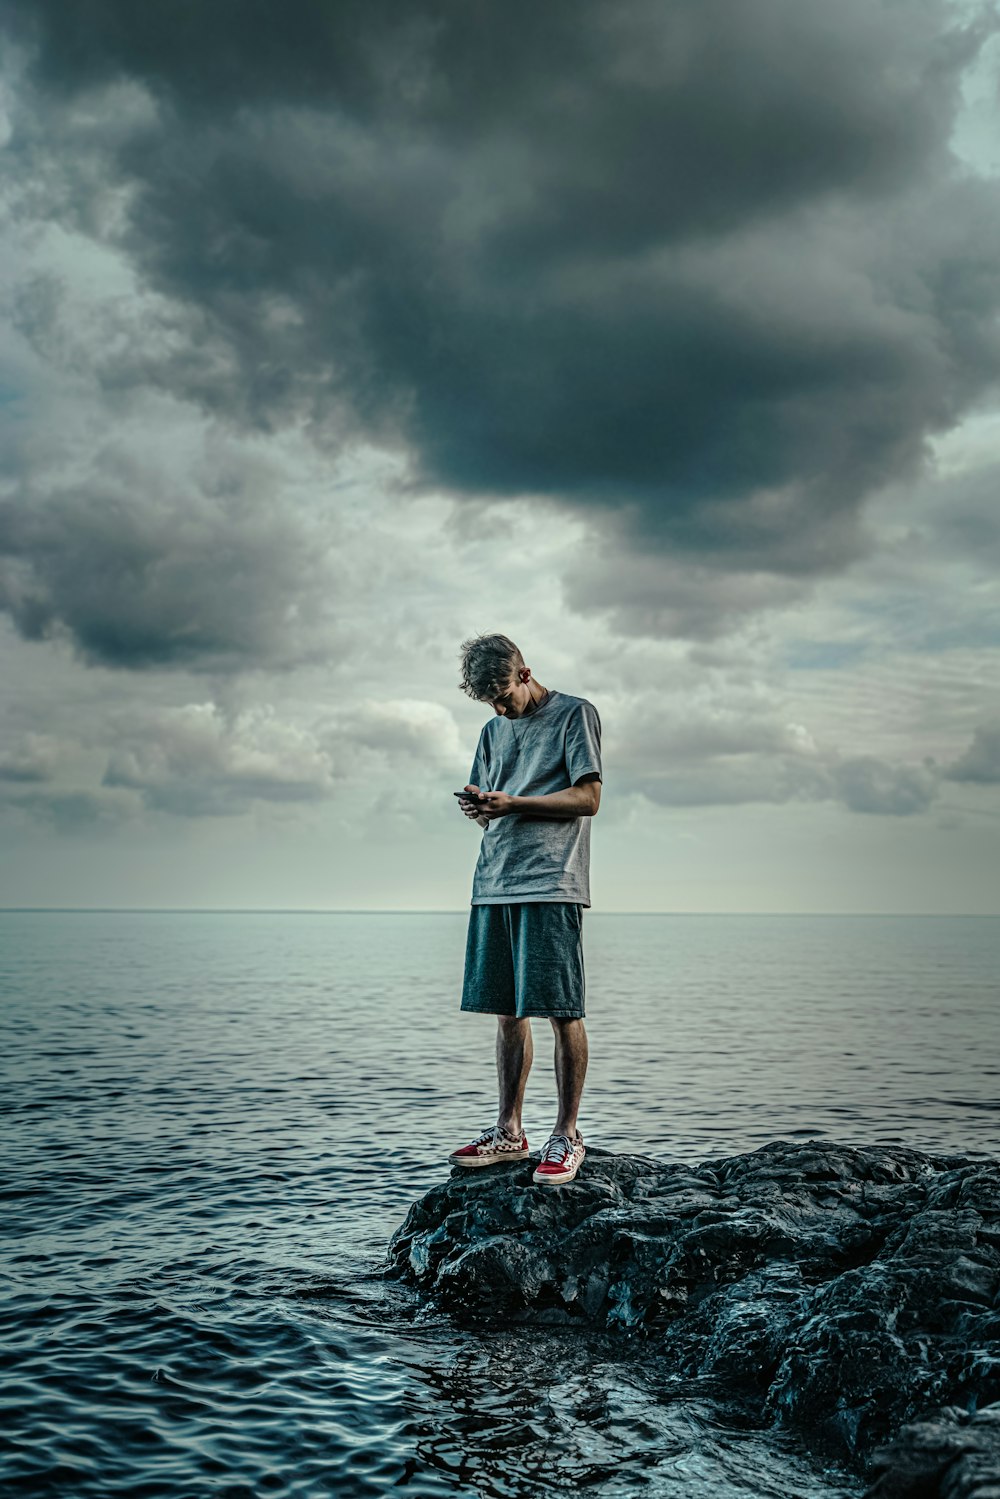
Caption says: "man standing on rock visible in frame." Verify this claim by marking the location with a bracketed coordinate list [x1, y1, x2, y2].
[450, 632, 603, 1187]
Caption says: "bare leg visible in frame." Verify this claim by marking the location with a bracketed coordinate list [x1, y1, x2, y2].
[551, 1017, 588, 1137]
[496, 1015, 533, 1135]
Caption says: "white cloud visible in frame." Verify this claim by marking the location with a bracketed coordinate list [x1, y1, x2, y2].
[102, 702, 336, 816]
[320, 697, 466, 768]
[0, 730, 63, 781]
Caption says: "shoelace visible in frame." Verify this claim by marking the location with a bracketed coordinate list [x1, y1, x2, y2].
[475, 1125, 519, 1148]
[540, 1132, 576, 1163]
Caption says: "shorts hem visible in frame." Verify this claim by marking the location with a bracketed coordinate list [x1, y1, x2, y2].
[460, 1006, 585, 1019]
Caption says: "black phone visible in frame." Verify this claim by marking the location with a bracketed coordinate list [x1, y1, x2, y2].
[454, 790, 487, 802]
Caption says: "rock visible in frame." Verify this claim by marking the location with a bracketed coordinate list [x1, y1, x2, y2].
[865, 1402, 1000, 1497]
[382, 1138, 1000, 1481]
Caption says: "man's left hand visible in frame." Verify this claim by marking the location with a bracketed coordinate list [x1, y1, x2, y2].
[478, 790, 516, 820]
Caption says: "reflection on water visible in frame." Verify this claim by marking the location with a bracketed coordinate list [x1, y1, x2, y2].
[2, 911, 996, 1495]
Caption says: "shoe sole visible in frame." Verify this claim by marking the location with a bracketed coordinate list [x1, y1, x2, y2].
[449, 1148, 529, 1167]
[532, 1149, 585, 1185]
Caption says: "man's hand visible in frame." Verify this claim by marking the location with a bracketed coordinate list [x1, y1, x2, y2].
[477, 790, 516, 820]
[459, 784, 490, 827]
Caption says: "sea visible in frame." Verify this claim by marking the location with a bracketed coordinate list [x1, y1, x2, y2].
[2, 911, 997, 1498]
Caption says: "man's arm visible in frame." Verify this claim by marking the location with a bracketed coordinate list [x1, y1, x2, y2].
[511, 774, 601, 819]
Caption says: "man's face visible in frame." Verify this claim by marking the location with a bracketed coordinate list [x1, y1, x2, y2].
[486, 671, 531, 718]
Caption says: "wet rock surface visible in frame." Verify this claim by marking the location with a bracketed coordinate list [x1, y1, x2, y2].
[866, 1403, 1000, 1498]
[383, 1139, 1000, 1487]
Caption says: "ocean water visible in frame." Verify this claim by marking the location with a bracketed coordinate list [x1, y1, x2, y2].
[2, 910, 997, 1498]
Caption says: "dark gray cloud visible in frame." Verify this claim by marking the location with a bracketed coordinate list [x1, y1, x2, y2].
[0, 787, 133, 833]
[832, 756, 940, 816]
[8, 266, 248, 422]
[617, 751, 941, 814]
[947, 720, 1000, 783]
[561, 543, 813, 640]
[3, 0, 999, 600]
[0, 446, 341, 671]
[927, 463, 1000, 566]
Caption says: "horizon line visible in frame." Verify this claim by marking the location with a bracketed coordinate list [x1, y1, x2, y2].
[0, 908, 997, 918]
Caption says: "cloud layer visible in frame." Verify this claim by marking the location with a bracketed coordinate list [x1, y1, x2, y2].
[0, 0, 998, 909]
[2, 0, 999, 639]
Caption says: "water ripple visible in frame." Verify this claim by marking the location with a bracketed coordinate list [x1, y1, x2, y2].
[3, 911, 997, 1495]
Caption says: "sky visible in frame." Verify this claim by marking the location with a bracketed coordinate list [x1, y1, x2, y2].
[0, 0, 998, 914]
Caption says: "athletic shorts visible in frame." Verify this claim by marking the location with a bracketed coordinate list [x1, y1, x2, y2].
[460, 901, 586, 1019]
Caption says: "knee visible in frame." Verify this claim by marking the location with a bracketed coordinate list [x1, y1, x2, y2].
[497, 1014, 531, 1032]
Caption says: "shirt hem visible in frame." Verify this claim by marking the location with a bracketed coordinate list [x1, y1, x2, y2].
[471, 894, 591, 907]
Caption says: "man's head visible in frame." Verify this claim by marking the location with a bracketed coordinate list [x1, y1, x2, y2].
[458, 632, 540, 717]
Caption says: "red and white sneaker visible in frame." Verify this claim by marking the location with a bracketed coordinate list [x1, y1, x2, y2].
[449, 1123, 529, 1167]
[532, 1130, 585, 1185]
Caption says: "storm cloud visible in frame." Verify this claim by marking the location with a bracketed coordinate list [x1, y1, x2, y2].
[0, 456, 340, 670]
[3, 0, 999, 623]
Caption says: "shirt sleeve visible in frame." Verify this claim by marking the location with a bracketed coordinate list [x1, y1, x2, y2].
[468, 724, 490, 790]
[565, 701, 603, 785]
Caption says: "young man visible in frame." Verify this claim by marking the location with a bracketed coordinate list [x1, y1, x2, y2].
[450, 633, 603, 1186]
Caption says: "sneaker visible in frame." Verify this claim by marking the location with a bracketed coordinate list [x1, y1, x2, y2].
[532, 1130, 585, 1185]
[449, 1123, 529, 1168]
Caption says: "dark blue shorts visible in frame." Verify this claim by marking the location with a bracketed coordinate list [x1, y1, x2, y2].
[461, 901, 586, 1019]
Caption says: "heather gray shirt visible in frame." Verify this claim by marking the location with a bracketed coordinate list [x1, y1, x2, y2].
[467, 690, 603, 907]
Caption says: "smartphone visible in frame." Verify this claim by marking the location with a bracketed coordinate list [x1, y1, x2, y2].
[454, 790, 488, 803]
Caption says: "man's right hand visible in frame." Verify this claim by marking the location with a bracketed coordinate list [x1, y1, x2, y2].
[460, 784, 489, 827]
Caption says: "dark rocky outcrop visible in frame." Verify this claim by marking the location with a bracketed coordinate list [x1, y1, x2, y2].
[866, 1403, 1000, 1498]
[383, 1139, 1000, 1489]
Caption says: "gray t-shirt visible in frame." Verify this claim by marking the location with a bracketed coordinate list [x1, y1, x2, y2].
[467, 690, 603, 907]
